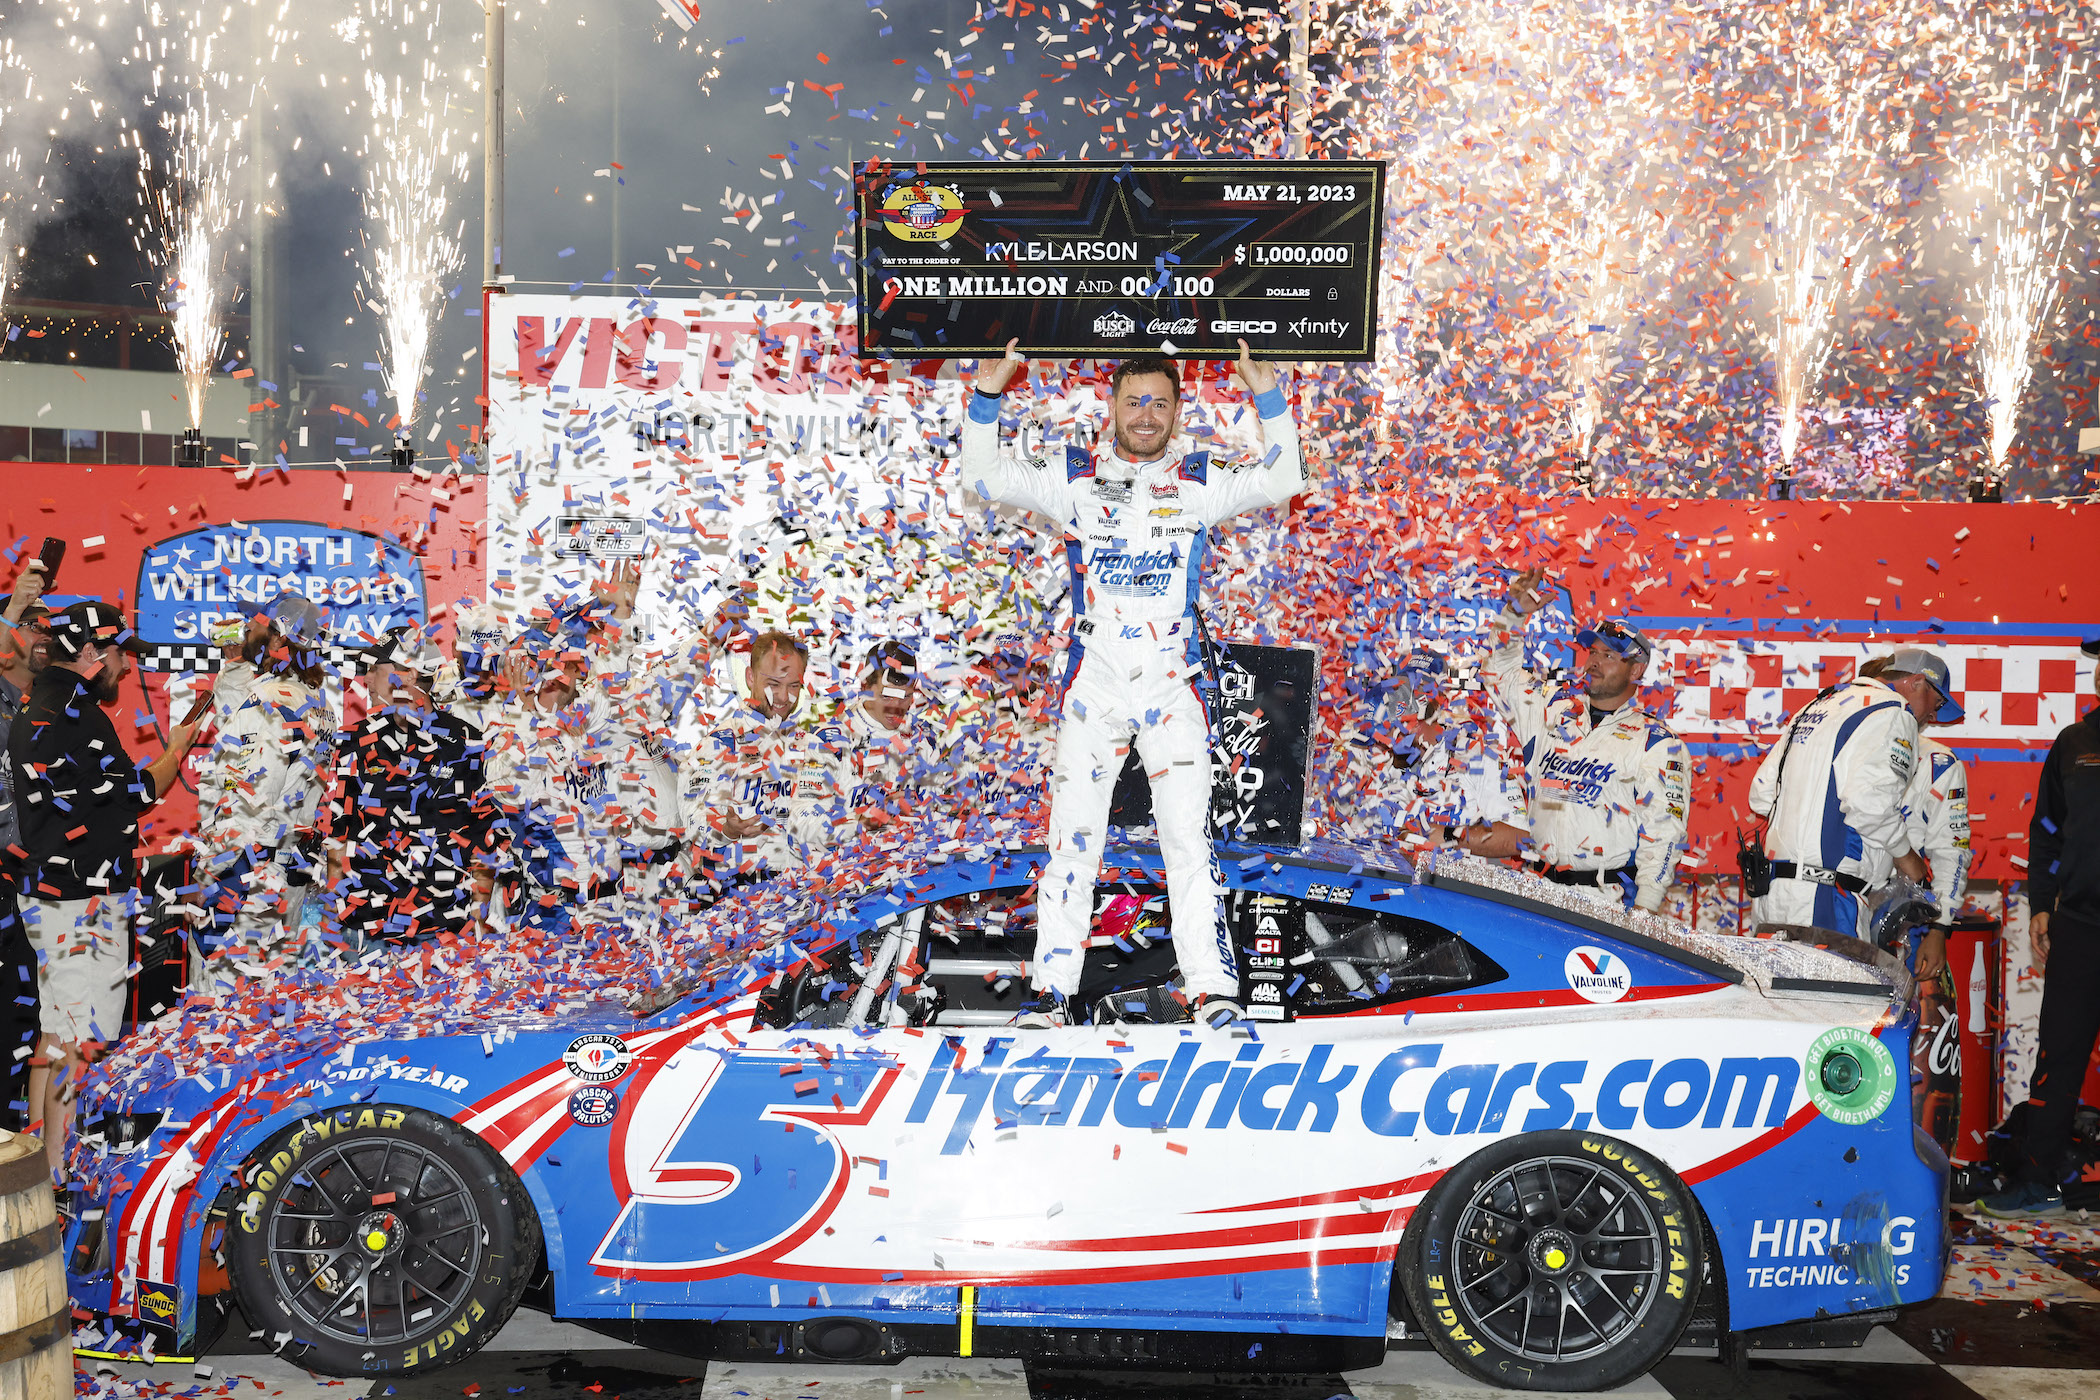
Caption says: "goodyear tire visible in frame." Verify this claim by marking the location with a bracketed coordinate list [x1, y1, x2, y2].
[1399, 1131, 1702, 1392]
[228, 1105, 541, 1377]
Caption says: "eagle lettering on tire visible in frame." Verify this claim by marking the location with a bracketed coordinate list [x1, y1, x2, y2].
[1398, 1130, 1705, 1391]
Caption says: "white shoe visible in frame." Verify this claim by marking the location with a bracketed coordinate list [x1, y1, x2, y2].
[1195, 996, 1244, 1031]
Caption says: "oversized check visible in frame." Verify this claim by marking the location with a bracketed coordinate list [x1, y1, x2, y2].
[856, 159, 1384, 360]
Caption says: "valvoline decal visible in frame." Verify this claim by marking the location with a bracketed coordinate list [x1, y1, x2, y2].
[135, 520, 427, 656]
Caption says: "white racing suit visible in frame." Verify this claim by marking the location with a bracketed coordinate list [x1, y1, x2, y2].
[1747, 678, 1922, 937]
[1484, 608, 1690, 912]
[690, 698, 825, 883]
[957, 384, 1303, 1000]
[1907, 736, 1972, 926]
[797, 700, 948, 843]
[189, 671, 334, 981]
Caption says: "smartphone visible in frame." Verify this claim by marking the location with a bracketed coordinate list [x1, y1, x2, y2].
[35, 537, 63, 590]
[178, 688, 215, 727]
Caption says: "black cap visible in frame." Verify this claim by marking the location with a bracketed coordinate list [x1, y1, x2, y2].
[2082, 637, 2100, 659]
[45, 600, 147, 661]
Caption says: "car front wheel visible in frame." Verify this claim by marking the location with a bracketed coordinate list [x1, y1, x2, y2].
[1399, 1130, 1703, 1392]
[228, 1105, 540, 1377]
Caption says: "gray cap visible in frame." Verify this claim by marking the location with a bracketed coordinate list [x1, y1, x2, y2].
[1884, 646, 1962, 723]
[267, 593, 326, 649]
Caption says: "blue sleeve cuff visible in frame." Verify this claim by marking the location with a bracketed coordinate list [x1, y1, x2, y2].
[1254, 386, 1287, 418]
[968, 391, 1003, 425]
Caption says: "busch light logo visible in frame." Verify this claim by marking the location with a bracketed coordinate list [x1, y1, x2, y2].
[1092, 310, 1136, 339]
[1565, 946, 1633, 1003]
[136, 521, 426, 663]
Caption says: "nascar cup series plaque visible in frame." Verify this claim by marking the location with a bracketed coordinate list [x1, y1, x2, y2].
[856, 159, 1383, 360]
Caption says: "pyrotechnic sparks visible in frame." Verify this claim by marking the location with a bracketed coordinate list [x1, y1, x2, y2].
[1955, 37, 2095, 480]
[152, 93, 240, 433]
[353, 2, 471, 435]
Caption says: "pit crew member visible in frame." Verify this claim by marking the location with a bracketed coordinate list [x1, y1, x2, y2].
[1747, 646, 1951, 941]
[1982, 636, 2100, 1218]
[1487, 570, 1689, 912]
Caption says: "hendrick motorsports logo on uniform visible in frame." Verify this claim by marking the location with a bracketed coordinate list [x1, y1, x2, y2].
[1565, 946, 1633, 1003]
[569, 1086, 619, 1126]
[564, 1034, 633, 1085]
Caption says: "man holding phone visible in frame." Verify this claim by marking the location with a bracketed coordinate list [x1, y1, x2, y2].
[10, 600, 202, 1171]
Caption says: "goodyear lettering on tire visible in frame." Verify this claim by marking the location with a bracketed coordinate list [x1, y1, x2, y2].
[239, 1107, 407, 1232]
[1425, 1274, 1487, 1358]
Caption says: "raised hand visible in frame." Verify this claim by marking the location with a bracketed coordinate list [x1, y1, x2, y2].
[1507, 566, 1548, 617]
[1232, 337, 1277, 396]
[973, 337, 1025, 396]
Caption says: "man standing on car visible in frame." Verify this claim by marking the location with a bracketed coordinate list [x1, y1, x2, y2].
[1747, 648, 1950, 957]
[1487, 570, 1690, 913]
[958, 339, 1307, 1030]
[1982, 636, 2100, 1218]
[11, 601, 202, 1170]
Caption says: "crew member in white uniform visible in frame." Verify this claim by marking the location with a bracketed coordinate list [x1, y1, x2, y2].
[188, 594, 335, 985]
[799, 642, 946, 839]
[691, 629, 822, 889]
[1487, 570, 1690, 912]
[957, 339, 1307, 1029]
[1859, 654, 1970, 980]
[1343, 650, 1528, 855]
[1747, 646, 1955, 949]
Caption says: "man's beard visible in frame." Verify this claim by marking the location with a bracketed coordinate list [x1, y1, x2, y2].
[1110, 424, 1168, 463]
[93, 666, 122, 703]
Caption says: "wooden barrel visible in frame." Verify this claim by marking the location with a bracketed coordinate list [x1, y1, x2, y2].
[0, 1132, 68, 1400]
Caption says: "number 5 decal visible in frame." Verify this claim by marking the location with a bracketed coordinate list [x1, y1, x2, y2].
[591, 1045, 899, 1279]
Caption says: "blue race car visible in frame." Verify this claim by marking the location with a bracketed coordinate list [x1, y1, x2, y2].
[66, 844, 1945, 1393]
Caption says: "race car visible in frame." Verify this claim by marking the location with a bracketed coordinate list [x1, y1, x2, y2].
[64, 842, 1946, 1393]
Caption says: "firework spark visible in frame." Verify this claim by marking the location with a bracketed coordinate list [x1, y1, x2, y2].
[355, 4, 470, 435]
[153, 93, 240, 433]
[1956, 36, 2095, 477]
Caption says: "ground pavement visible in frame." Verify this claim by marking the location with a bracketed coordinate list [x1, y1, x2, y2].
[75, 1208, 2100, 1400]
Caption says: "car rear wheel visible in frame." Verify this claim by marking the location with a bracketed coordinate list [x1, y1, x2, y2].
[1398, 1131, 1703, 1392]
[228, 1105, 540, 1377]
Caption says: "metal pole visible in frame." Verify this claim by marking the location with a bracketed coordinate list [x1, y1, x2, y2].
[482, 0, 504, 288]
[611, 1, 621, 280]
[1286, 0, 1311, 160]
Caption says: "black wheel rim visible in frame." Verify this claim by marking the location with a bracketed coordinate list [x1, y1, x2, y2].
[1448, 1153, 1666, 1363]
[262, 1137, 483, 1347]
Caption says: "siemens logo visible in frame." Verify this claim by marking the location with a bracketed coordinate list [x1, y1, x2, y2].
[903, 1041, 1805, 1155]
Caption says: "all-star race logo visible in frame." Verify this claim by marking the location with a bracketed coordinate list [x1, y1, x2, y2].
[1565, 946, 1633, 1003]
[879, 180, 966, 241]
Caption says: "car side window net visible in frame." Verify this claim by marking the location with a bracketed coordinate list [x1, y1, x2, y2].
[1259, 895, 1506, 1019]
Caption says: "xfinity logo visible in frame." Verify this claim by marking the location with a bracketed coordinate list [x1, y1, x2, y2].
[1287, 317, 1350, 337]
[1093, 310, 1136, 338]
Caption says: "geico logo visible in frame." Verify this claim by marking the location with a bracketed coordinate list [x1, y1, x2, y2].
[1209, 320, 1277, 335]
[903, 1042, 1804, 1156]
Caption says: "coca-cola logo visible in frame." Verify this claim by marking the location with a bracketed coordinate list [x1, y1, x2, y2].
[1927, 1011, 1961, 1077]
[1145, 317, 1199, 336]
